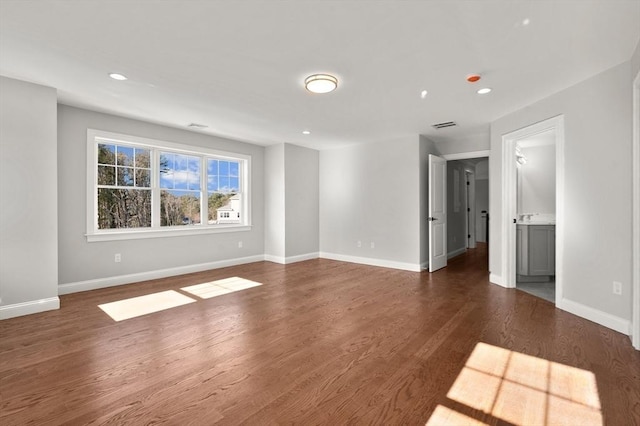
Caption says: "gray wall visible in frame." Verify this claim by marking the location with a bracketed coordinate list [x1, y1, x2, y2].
[490, 61, 634, 321]
[0, 77, 59, 314]
[518, 144, 556, 214]
[57, 105, 265, 286]
[264, 144, 285, 259]
[319, 136, 421, 269]
[447, 160, 467, 255]
[284, 143, 319, 258]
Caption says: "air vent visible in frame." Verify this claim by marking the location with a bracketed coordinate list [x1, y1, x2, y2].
[432, 121, 457, 129]
[187, 123, 208, 129]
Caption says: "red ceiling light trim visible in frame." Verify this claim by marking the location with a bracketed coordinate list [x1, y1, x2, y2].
[466, 74, 481, 83]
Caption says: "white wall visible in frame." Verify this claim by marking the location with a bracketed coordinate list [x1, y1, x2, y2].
[518, 144, 556, 214]
[284, 143, 319, 258]
[320, 136, 422, 271]
[265, 144, 285, 260]
[490, 61, 634, 327]
[0, 77, 59, 318]
[57, 105, 265, 292]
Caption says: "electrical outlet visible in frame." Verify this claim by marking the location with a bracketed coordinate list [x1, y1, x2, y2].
[613, 281, 622, 295]
[238, 241, 243, 248]
[370, 242, 375, 249]
[357, 240, 362, 248]
[114, 253, 121, 263]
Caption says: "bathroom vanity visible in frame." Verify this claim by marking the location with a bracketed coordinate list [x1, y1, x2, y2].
[516, 223, 555, 281]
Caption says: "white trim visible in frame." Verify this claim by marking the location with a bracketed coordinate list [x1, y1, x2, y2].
[632, 69, 640, 349]
[489, 273, 505, 287]
[558, 298, 630, 335]
[0, 297, 60, 320]
[86, 225, 252, 242]
[58, 255, 265, 295]
[319, 252, 422, 272]
[501, 116, 564, 304]
[442, 150, 491, 161]
[265, 252, 319, 265]
[447, 247, 467, 259]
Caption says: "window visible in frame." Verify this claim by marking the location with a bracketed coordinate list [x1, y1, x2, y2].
[87, 130, 251, 241]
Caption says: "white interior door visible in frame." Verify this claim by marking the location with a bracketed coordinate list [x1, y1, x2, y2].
[429, 155, 447, 272]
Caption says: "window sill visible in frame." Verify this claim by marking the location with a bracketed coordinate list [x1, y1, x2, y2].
[86, 224, 252, 242]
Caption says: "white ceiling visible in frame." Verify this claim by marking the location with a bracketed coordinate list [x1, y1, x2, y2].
[1, 0, 638, 150]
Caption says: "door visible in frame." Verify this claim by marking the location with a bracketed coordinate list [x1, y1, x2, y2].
[429, 154, 447, 272]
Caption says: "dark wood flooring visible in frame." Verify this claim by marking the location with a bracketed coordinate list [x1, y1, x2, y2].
[1, 244, 639, 425]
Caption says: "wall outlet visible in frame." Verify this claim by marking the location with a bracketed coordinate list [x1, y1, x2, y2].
[370, 242, 375, 249]
[357, 240, 362, 248]
[114, 253, 121, 263]
[238, 241, 243, 248]
[613, 281, 622, 295]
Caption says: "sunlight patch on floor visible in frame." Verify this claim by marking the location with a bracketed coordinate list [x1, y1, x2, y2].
[432, 342, 603, 425]
[425, 405, 488, 426]
[98, 290, 196, 321]
[181, 277, 262, 299]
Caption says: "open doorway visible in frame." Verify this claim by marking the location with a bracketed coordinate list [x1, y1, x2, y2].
[439, 151, 490, 269]
[514, 132, 556, 302]
[501, 115, 565, 306]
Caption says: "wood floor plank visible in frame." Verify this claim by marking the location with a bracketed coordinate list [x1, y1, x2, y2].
[1, 244, 639, 425]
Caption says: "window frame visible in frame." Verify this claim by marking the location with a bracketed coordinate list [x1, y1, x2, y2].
[86, 129, 251, 242]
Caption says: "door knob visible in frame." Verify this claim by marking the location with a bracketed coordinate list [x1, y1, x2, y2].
[428, 217, 438, 221]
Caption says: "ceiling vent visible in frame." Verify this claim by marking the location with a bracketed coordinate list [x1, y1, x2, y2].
[432, 121, 457, 129]
[187, 123, 208, 129]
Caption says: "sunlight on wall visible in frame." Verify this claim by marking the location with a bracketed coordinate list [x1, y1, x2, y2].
[98, 290, 196, 321]
[426, 342, 602, 425]
[181, 277, 262, 299]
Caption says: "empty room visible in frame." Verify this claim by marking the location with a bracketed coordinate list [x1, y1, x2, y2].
[1, 1, 639, 424]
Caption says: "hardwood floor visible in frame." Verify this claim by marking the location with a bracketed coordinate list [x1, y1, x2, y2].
[1, 245, 639, 425]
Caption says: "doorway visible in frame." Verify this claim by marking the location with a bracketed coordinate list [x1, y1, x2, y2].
[437, 151, 490, 271]
[501, 116, 565, 306]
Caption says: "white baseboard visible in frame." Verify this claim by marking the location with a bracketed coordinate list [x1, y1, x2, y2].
[0, 297, 60, 320]
[489, 273, 506, 287]
[264, 252, 319, 265]
[447, 247, 467, 259]
[58, 255, 265, 295]
[558, 298, 630, 335]
[319, 252, 422, 272]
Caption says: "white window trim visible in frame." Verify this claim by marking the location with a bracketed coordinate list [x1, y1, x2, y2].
[86, 129, 252, 242]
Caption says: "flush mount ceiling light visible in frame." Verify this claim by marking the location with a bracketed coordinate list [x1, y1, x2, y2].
[302, 130, 311, 135]
[304, 74, 338, 94]
[420, 90, 428, 99]
[477, 87, 492, 94]
[109, 73, 127, 81]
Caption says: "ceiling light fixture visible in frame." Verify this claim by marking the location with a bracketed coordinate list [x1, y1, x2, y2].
[305, 74, 338, 94]
[477, 87, 492, 94]
[420, 90, 428, 99]
[302, 130, 311, 135]
[109, 73, 128, 81]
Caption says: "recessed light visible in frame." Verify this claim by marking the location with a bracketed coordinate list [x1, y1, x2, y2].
[109, 73, 127, 81]
[305, 74, 338, 94]
[420, 90, 428, 99]
[522, 18, 530, 26]
[302, 130, 311, 135]
[477, 87, 492, 95]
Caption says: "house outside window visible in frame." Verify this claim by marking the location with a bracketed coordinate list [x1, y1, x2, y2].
[87, 129, 251, 241]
